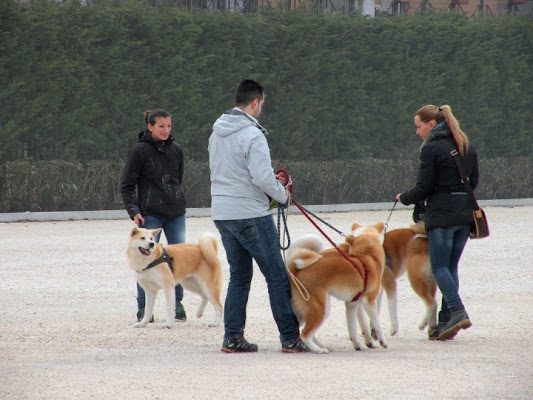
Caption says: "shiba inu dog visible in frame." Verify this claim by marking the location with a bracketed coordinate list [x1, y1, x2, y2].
[126, 227, 223, 329]
[286, 222, 387, 353]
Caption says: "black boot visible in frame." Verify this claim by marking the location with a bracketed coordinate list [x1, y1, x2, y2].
[437, 305, 471, 341]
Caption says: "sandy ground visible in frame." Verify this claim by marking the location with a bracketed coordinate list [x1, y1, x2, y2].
[1, 206, 532, 400]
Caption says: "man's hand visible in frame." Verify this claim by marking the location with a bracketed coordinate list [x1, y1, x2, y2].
[275, 173, 287, 186]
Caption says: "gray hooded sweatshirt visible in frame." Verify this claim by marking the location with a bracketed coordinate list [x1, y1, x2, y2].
[208, 108, 287, 220]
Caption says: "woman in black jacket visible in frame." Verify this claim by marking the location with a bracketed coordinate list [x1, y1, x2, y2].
[121, 109, 187, 322]
[396, 105, 479, 341]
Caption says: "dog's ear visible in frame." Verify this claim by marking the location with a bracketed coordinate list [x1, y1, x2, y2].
[131, 227, 139, 236]
[152, 228, 163, 237]
[350, 223, 361, 233]
[374, 221, 385, 234]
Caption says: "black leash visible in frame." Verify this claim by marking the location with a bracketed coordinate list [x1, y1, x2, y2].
[295, 201, 350, 237]
[277, 202, 291, 250]
[384, 200, 398, 235]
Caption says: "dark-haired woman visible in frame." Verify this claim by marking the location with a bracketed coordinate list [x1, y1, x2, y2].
[396, 105, 479, 341]
[121, 109, 187, 322]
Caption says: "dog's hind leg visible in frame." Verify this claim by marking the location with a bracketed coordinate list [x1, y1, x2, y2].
[361, 299, 388, 349]
[413, 281, 437, 333]
[196, 294, 222, 327]
[206, 289, 223, 327]
[371, 289, 382, 340]
[407, 257, 437, 333]
[300, 301, 329, 353]
[356, 301, 379, 349]
[346, 301, 367, 351]
[186, 277, 222, 327]
[385, 288, 399, 337]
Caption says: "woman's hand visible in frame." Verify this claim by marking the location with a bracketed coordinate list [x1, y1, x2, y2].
[395, 193, 402, 203]
[133, 213, 145, 227]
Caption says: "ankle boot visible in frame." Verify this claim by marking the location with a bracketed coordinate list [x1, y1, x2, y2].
[437, 306, 471, 341]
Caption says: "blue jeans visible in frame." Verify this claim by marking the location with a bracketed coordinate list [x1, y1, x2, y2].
[136, 214, 186, 310]
[214, 215, 300, 344]
[427, 224, 470, 312]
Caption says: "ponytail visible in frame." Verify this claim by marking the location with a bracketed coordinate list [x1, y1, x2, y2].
[415, 104, 469, 155]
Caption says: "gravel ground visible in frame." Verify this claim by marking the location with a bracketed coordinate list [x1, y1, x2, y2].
[1, 206, 532, 400]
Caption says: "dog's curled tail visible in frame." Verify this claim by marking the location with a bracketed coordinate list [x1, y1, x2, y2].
[288, 248, 323, 272]
[198, 232, 220, 268]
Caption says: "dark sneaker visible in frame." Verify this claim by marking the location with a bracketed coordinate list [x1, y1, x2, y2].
[281, 337, 310, 353]
[136, 308, 154, 323]
[221, 336, 258, 353]
[175, 302, 187, 321]
[437, 308, 472, 341]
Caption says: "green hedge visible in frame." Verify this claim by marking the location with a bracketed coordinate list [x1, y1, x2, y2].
[1, 1, 532, 163]
[1, 158, 531, 212]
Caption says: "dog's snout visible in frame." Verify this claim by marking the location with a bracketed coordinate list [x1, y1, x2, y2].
[149, 242, 155, 248]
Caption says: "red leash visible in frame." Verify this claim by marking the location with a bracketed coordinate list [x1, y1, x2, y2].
[276, 169, 366, 302]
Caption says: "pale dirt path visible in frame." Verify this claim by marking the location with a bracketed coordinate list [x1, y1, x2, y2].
[1, 206, 532, 400]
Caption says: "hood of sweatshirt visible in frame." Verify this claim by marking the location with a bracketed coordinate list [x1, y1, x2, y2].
[212, 109, 266, 138]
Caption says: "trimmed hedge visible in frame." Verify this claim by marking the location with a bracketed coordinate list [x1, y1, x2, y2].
[1, 1, 532, 163]
[1, 158, 531, 213]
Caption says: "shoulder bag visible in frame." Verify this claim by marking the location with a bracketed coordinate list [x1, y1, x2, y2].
[440, 139, 489, 239]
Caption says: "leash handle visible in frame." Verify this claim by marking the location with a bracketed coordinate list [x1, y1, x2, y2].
[275, 168, 293, 193]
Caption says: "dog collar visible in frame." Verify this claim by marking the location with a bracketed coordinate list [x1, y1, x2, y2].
[141, 248, 174, 273]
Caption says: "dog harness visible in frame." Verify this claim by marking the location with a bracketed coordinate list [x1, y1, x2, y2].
[141, 248, 174, 273]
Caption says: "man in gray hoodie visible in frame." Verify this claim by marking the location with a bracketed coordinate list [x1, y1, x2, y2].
[208, 79, 309, 353]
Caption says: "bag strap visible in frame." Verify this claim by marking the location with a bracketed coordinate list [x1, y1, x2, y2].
[439, 139, 480, 211]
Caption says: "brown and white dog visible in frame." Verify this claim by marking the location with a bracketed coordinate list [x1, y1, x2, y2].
[126, 227, 223, 329]
[380, 222, 437, 336]
[286, 222, 387, 353]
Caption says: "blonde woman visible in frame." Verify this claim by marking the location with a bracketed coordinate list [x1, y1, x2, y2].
[396, 105, 479, 341]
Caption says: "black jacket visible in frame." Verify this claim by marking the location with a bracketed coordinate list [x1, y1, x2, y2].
[120, 131, 186, 221]
[399, 122, 479, 231]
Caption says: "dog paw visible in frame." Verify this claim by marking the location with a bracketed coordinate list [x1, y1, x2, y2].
[390, 328, 398, 336]
[380, 341, 388, 349]
[134, 323, 147, 328]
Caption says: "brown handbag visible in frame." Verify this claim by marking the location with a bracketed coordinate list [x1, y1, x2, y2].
[440, 139, 489, 239]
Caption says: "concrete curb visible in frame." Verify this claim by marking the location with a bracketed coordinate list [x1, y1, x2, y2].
[1, 198, 532, 223]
